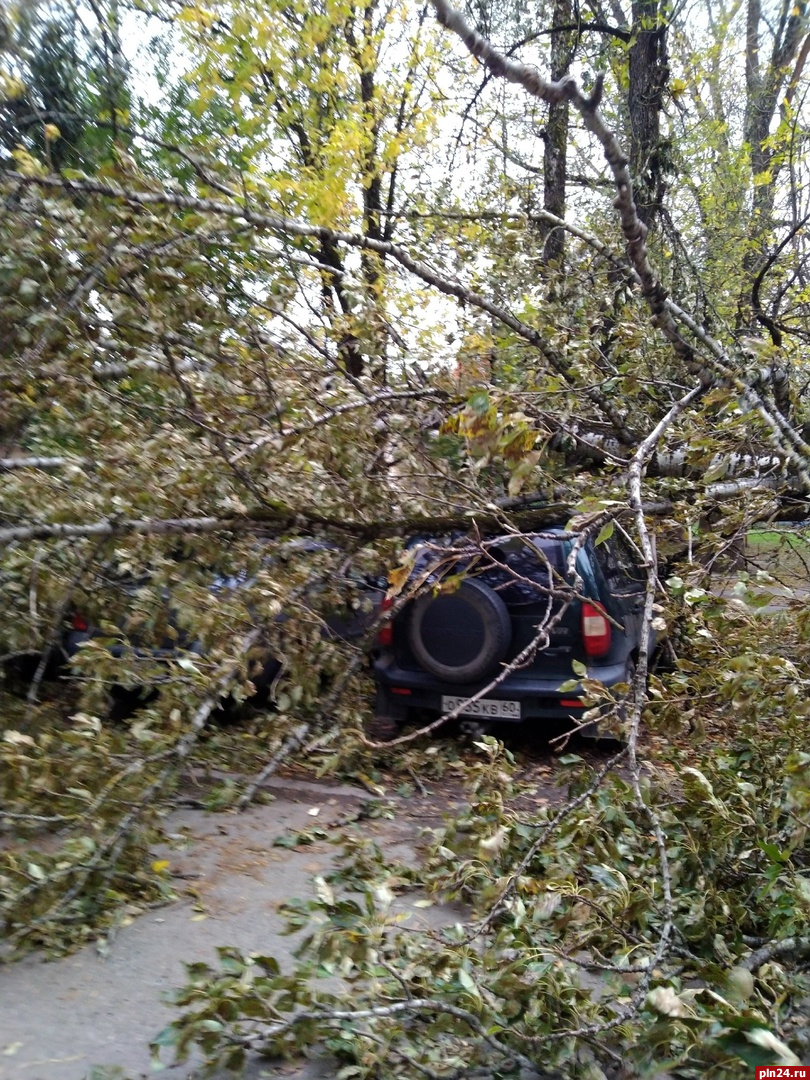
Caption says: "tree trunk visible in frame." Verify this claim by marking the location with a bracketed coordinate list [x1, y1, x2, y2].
[540, 0, 573, 264]
[739, 0, 809, 330]
[627, 0, 669, 228]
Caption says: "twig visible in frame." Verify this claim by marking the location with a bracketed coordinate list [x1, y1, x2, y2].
[236, 724, 310, 810]
[427, 0, 810, 489]
[407, 767, 428, 797]
[742, 936, 810, 970]
[459, 745, 629, 941]
[221, 997, 538, 1073]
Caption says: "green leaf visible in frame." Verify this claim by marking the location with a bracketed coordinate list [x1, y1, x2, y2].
[196, 1019, 224, 1033]
[595, 520, 614, 546]
[252, 954, 281, 974]
[151, 1024, 178, 1048]
[714, 1032, 784, 1068]
[468, 390, 490, 415]
[757, 841, 790, 863]
[457, 967, 480, 997]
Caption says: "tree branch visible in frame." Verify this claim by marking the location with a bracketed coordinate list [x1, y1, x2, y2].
[742, 936, 810, 970]
[0, 456, 87, 471]
[5, 172, 637, 444]
[426, 0, 810, 489]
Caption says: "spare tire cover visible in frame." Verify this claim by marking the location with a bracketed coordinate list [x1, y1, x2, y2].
[407, 577, 512, 683]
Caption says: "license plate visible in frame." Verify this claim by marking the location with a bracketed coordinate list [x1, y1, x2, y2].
[441, 695, 521, 720]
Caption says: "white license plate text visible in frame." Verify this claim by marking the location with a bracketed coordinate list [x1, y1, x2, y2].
[441, 695, 521, 720]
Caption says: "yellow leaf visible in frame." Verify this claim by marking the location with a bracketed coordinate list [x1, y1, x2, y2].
[1, 73, 26, 99]
[479, 826, 509, 859]
[387, 563, 411, 597]
[387, 548, 417, 596]
[646, 986, 695, 1018]
[11, 146, 45, 177]
[177, 5, 214, 27]
[356, 773, 385, 797]
[151, 859, 170, 873]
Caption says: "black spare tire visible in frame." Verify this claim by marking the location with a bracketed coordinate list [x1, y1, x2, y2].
[407, 578, 512, 683]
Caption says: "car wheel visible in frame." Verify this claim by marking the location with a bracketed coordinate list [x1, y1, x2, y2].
[407, 578, 512, 684]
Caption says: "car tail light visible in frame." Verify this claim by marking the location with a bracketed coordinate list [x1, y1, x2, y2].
[72, 613, 89, 632]
[581, 602, 611, 657]
[391, 687, 411, 696]
[560, 698, 584, 707]
[378, 597, 394, 646]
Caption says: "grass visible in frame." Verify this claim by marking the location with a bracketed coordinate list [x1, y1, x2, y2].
[747, 526, 810, 551]
[744, 528, 810, 585]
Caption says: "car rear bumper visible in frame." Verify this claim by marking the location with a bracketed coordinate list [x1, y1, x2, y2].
[372, 653, 630, 722]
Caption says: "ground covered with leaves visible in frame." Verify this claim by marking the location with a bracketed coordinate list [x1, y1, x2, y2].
[156, 599, 810, 1078]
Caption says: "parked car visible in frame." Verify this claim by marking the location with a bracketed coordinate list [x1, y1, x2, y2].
[62, 540, 386, 698]
[371, 527, 655, 734]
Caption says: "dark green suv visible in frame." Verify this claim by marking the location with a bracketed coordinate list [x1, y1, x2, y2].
[371, 528, 654, 732]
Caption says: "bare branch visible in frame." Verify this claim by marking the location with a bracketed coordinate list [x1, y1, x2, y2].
[742, 935, 810, 970]
[0, 456, 87, 471]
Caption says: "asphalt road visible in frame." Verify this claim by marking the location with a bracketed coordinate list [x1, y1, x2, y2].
[0, 775, 467, 1080]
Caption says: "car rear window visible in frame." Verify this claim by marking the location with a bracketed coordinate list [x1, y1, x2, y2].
[594, 534, 646, 592]
[481, 535, 569, 605]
